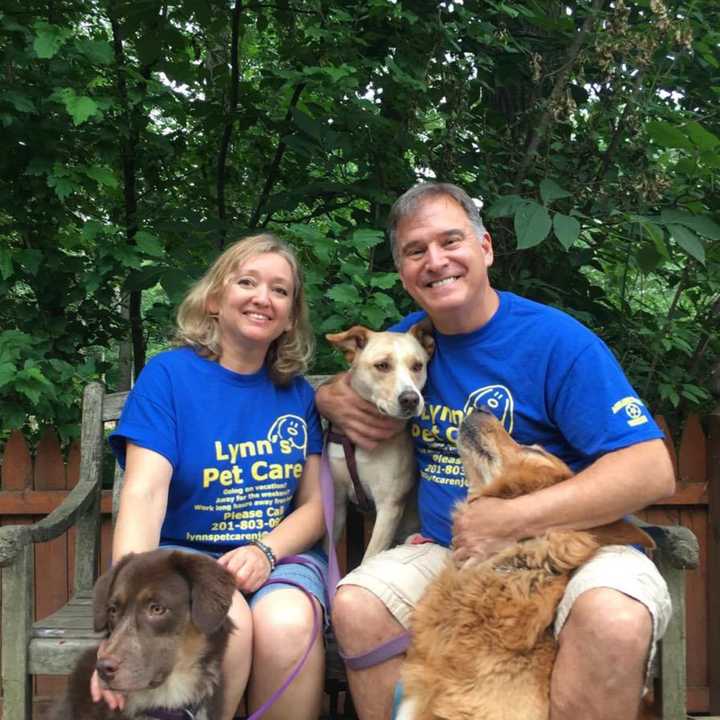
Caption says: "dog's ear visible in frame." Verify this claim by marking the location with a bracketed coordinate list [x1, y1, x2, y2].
[93, 554, 133, 632]
[326, 326, 371, 364]
[173, 553, 235, 634]
[409, 317, 435, 358]
[589, 520, 656, 549]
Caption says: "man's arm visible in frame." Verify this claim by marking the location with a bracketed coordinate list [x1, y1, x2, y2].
[452, 438, 674, 561]
[315, 372, 404, 450]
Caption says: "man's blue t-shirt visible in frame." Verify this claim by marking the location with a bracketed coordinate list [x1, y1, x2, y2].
[109, 347, 323, 553]
[394, 291, 664, 547]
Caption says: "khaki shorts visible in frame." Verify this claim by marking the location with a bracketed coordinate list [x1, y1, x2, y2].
[338, 540, 672, 681]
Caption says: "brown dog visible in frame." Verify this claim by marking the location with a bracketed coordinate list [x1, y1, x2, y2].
[397, 408, 655, 720]
[53, 549, 235, 720]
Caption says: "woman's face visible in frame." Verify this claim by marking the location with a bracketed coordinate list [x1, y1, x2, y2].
[209, 252, 295, 357]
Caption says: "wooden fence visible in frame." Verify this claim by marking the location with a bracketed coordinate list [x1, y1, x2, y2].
[0, 413, 718, 714]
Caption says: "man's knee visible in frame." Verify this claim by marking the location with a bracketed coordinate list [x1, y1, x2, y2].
[561, 588, 652, 657]
[332, 585, 399, 651]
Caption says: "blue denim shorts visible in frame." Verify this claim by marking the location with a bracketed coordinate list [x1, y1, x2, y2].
[158, 544, 329, 623]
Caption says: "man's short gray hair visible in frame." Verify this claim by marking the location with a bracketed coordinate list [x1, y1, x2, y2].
[387, 182, 487, 265]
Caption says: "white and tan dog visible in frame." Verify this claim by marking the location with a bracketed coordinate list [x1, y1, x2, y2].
[326, 319, 434, 561]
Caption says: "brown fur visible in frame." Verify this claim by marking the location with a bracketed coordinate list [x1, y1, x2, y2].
[53, 549, 236, 720]
[400, 409, 655, 720]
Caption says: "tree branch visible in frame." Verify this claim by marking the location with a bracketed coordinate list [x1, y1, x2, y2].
[216, 0, 243, 250]
[248, 82, 306, 229]
[513, 0, 606, 192]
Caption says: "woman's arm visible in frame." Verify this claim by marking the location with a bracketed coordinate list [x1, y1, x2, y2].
[218, 454, 324, 592]
[112, 442, 172, 562]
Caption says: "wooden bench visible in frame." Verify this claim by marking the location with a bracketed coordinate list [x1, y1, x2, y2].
[0, 380, 700, 720]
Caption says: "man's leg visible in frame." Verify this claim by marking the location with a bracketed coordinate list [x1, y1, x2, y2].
[551, 588, 651, 720]
[332, 586, 405, 720]
[550, 546, 672, 720]
[332, 542, 450, 720]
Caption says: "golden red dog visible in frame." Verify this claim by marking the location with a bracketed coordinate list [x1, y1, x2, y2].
[398, 408, 655, 720]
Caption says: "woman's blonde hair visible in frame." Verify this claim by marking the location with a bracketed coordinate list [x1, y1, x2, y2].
[175, 234, 314, 385]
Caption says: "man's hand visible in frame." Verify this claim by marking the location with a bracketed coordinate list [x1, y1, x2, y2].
[315, 373, 405, 450]
[451, 496, 521, 563]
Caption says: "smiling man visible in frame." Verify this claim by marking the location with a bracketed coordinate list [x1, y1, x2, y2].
[316, 182, 675, 720]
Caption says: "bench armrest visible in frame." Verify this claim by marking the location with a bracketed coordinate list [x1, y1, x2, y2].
[0, 382, 105, 569]
[630, 515, 699, 570]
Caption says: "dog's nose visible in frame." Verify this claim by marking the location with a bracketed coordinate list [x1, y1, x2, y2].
[399, 390, 420, 415]
[96, 656, 120, 683]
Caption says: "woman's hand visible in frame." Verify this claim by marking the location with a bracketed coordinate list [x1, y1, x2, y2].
[218, 544, 273, 593]
[90, 654, 125, 711]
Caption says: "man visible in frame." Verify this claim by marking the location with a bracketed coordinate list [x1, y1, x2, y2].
[316, 182, 675, 720]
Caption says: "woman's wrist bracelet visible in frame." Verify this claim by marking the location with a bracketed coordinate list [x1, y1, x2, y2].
[251, 539, 276, 572]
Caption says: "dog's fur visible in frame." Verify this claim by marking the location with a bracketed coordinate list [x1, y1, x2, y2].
[326, 319, 434, 560]
[398, 408, 655, 720]
[53, 549, 236, 720]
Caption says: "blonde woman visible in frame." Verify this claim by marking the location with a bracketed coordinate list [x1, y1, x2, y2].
[92, 234, 326, 720]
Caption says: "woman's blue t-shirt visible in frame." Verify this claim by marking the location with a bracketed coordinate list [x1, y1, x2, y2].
[109, 347, 323, 554]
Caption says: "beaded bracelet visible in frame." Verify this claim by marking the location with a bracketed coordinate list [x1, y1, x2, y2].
[251, 539, 276, 572]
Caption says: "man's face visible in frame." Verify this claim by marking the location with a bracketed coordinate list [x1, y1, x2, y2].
[395, 194, 495, 333]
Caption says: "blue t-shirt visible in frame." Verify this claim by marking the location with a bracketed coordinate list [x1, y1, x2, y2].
[109, 347, 323, 553]
[394, 291, 664, 547]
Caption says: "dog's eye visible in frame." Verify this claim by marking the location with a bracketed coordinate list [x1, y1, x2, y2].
[411, 362, 424, 373]
[148, 602, 167, 616]
[374, 361, 390, 372]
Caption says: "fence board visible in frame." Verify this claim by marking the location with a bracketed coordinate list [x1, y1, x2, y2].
[33, 429, 69, 699]
[2, 431, 32, 491]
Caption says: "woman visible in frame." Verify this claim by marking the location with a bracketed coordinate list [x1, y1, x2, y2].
[92, 234, 327, 720]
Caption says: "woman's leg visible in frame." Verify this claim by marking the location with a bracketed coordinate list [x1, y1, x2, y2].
[248, 588, 325, 720]
[220, 590, 254, 720]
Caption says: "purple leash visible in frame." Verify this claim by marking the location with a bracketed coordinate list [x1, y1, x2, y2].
[245, 556, 323, 720]
[244, 444, 341, 719]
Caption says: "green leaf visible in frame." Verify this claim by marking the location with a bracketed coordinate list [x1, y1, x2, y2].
[326, 284, 362, 305]
[160, 268, 193, 304]
[369, 273, 399, 289]
[65, 94, 99, 125]
[33, 22, 71, 59]
[292, 108, 324, 141]
[660, 210, 720, 240]
[0, 247, 13, 280]
[635, 244, 663, 273]
[84, 165, 118, 188]
[135, 231, 165, 257]
[18, 249, 42, 275]
[645, 121, 693, 150]
[351, 228, 385, 251]
[486, 194, 525, 219]
[552, 213, 580, 249]
[0, 361, 16, 387]
[514, 202, 551, 250]
[686, 121, 719, 150]
[539, 179, 571, 206]
[5, 91, 36, 113]
[668, 224, 705, 264]
[47, 173, 76, 201]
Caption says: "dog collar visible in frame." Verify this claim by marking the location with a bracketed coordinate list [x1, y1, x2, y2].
[145, 706, 199, 720]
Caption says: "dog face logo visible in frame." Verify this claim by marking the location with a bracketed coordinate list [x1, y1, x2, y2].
[463, 385, 515, 433]
[267, 415, 308, 456]
[611, 396, 648, 427]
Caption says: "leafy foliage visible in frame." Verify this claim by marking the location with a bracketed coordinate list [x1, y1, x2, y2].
[1, 0, 718, 442]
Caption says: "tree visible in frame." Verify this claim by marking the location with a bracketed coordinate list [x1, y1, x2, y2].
[1, 0, 718, 441]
